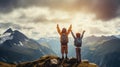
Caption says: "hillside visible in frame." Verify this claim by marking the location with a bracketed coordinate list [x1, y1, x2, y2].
[82, 36, 120, 67]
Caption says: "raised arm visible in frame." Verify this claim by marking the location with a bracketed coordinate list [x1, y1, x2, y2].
[56, 24, 61, 35]
[71, 31, 76, 39]
[81, 30, 85, 39]
[67, 24, 72, 35]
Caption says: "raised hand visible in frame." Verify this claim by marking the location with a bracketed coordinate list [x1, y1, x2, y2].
[69, 24, 72, 31]
[57, 24, 59, 28]
[70, 24, 72, 29]
[83, 30, 85, 33]
[56, 24, 61, 35]
[67, 24, 72, 34]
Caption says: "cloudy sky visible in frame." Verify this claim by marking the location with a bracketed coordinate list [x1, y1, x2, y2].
[0, 0, 120, 39]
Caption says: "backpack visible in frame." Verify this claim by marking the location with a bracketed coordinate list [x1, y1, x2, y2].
[74, 38, 82, 47]
[60, 33, 68, 44]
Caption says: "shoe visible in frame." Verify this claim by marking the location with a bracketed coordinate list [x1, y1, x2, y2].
[65, 56, 68, 59]
[77, 60, 81, 63]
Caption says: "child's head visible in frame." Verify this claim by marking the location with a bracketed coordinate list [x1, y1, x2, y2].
[76, 33, 81, 38]
[62, 28, 66, 33]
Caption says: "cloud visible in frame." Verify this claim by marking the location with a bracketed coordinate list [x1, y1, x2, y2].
[0, 0, 18, 13]
[0, 0, 69, 13]
[0, 7, 71, 23]
[0, 22, 20, 29]
[0, 0, 120, 21]
[75, 0, 120, 20]
[0, 22, 33, 30]
[32, 16, 70, 23]
[89, 27, 110, 35]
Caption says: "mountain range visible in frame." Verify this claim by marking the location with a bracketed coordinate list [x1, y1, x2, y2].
[0, 28, 120, 67]
[0, 28, 56, 64]
[37, 35, 120, 67]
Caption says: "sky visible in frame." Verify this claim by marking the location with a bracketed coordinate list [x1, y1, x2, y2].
[0, 0, 120, 39]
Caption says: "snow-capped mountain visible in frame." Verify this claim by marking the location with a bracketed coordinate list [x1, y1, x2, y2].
[0, 28, 56, 64]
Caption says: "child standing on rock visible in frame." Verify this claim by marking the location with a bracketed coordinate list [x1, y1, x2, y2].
[71, 30, 85, 63]
[56, 24, 72, 59]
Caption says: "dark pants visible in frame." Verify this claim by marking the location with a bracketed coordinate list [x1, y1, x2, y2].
[76, 47, 81, 63]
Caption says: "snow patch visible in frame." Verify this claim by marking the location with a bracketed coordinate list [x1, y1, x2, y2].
[1, 57, 7, 62]
[39, 48, 45, 55]
[39, 48, 42, 52]
[19, 41, 24, 46]
[14, 43, 17, 46]
[0, 33, 11, 38]
[40, 43, 49, 48]
[25, 39, 29, 42]
[0, 33, 13, 44]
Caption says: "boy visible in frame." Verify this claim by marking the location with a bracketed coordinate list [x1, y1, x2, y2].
[71, 30, 85, 63]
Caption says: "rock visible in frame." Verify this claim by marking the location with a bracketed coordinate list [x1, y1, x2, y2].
[0, 55, 98, 67]
[50, 59, 58, 64]
[68, 58, 77, 64]
[78, 60, 98, 67]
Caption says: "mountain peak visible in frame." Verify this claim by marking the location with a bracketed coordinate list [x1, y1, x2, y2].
[3, 28, 13, 34]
